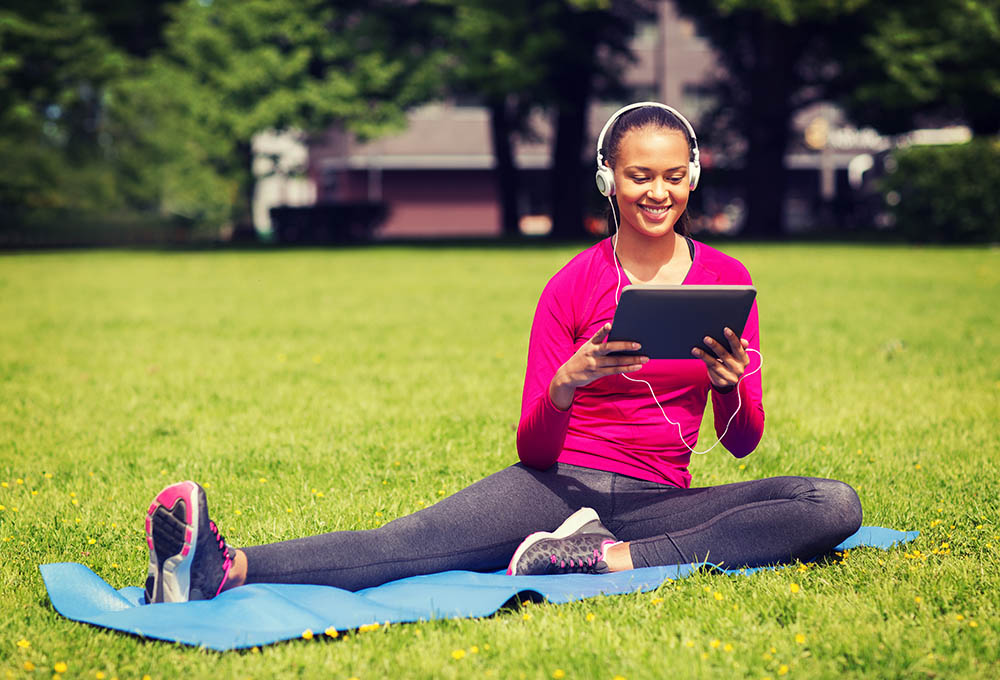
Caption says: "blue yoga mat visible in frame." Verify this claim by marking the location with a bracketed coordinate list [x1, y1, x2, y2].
[40, 526, 917, 651]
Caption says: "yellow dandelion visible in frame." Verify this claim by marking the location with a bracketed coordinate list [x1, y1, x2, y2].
[316, 492, 324, 498]
[713, 591, 723, 601]
[72, 499, 79, 506]
[523, 612, 532, 621]
[0, 505, 5, 511]
[375, 511, 383, 517]
[301, 629, 313, 640]
[96, 669, 106, 677]
[586, 612, 596, 622]
[324, 626, 339, 638]
[23, 661, 35, 671]
[16, 639, 30, 649]
[234, 509, 242, 515]
[142, 675, 151, 680]
[359, 622, 380, 633]
[54, 663, 67, 673]
[914, 596, 922, 604]
[724, 643, 734, 652]
[778, 664, 789, 676]
[470, 645, 479, 654]
[0, 482, 6, 487]
[651, 597, 664, 605]
[16, 478, 23, 485]
[451, 649, 466, 660]
[552, 670, 565, 680]
[31, 490, 37, 496]
[795, 633, 806, 645]
[789, 583, 800, 594]
[45, 473, 52, 479]
[955, 614, 964, 621]
[700, 652, 709, 660]
[738, 464, 746, 470]
[88, 538, 97, 545]
[258, 478, 267, 484]
[613, 676, 627, 680]
[710, 639, 721, 649]
[703, 585, 711, 593]
[251, 647, 259, 654]
[684, 640, 694, 648]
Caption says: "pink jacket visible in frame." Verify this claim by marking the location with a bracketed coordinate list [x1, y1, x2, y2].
[516, 237, 764, 488]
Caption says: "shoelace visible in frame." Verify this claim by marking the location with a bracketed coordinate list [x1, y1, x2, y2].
[209, 520, 233, 596]
[549, 548, 603, 572]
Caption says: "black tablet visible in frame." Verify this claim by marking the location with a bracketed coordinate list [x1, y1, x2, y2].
[608, 284, 756, 360]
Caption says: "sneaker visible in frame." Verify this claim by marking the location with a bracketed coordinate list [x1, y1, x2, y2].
[144, 480, 235, 604]
[507, 507, 619, 576]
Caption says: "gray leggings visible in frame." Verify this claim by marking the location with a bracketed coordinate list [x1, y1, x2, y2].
[243, 463, 862, 591]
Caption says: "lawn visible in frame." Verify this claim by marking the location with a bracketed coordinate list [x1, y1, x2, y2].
[1, 242, 998, 679]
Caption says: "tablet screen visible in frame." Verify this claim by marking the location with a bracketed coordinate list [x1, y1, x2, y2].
[608, 285, 756, 360]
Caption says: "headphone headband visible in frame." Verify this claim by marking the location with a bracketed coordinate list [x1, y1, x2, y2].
[594, 101, 700, 195]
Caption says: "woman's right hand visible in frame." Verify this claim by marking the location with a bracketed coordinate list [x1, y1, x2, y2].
[548, 323, 649, 411]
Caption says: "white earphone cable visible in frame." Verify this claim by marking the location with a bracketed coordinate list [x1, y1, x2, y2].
[607, 195, 763, 455]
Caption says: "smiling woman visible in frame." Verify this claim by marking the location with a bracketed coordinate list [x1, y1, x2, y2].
[139, 103, 862, 605]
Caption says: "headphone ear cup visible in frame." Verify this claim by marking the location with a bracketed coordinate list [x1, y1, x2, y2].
[688, 161, 701, 191]
[595, 166, 615, 197]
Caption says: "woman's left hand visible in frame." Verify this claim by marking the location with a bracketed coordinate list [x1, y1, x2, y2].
[691, 327, 750, 390]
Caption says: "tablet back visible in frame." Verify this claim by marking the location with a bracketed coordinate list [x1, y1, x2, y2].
[608, 285, 756, 360]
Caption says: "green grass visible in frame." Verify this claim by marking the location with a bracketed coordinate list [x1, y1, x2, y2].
[1, 243, 998, 679]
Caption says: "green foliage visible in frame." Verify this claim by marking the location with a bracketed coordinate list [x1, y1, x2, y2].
[882, 139, 1000, 243]
[1, 244, 998, 677]
[843, 0, 1000, 135]
[1, 0, 449, 237]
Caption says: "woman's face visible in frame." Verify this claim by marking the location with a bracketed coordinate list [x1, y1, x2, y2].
[611, 127, 691, 239]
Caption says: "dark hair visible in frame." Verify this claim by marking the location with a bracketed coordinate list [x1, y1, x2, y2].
[602, 105, 694, 236]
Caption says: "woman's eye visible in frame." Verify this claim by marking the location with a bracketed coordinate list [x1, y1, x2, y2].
[631, 176, 649, 183]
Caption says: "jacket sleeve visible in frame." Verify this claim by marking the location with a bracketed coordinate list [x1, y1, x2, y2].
[516, 280, 577, 469]
[710, 295, 765, 457]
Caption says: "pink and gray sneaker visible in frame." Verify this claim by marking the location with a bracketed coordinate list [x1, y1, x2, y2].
[507, 507, 619, 576]
[144, 480, 235, 604]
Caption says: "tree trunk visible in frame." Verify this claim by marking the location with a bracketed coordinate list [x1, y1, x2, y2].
[487, 97, 521, 238]
[549, 72, 593, 240]
[233, 140, 258, 240]
[740, 15, 797, 238]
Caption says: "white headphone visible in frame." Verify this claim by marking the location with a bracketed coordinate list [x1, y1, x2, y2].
[595, 101, 701, 196]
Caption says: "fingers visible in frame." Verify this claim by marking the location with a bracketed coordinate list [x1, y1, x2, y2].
[589, 323, 612, 345]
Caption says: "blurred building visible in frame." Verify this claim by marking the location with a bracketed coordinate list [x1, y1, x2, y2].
[269, 1, 964, 240]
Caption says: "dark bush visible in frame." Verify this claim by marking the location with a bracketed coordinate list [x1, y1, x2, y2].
[882, 138, 1000, 243]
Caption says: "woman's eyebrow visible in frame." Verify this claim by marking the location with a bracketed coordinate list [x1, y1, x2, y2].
[624, 164, 687, 173]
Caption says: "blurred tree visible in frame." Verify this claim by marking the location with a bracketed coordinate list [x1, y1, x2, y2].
[0, 0, 128, 212]
[440, 0, 545, 237]
[672, 0, 999, 237]
[835, 0, 1000, 136]
[439, 0, 650, 239]
[119, 0, 450, 233]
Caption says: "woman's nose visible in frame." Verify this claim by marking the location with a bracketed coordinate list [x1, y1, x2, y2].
[647, 179, 669, 200]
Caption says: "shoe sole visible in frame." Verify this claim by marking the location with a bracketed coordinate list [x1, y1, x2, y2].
[144, 480, 201, 603]
[506, 507, 600, 576]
